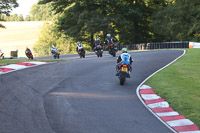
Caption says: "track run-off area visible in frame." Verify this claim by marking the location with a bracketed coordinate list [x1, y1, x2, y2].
[0, 50, 184, 133]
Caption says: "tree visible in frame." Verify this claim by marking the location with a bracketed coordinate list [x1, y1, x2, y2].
[33, 22, 77, 56]
[152, 0, 200, 42]
[30, 2, 54, 21]
[39, 0, 151, 46]
[0, 0, 18, 15]
[24, 15, 31, 21]
[0, 0, 18, 28]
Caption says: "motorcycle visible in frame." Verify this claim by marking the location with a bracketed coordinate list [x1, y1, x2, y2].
[109, 43, 117, 57]
[78, 48, 85, 58]
[25, 50, 33, 60]
[0, 52, 4, 60]
[95, 45, 103, 57]
[53, 51, 60, 59]
[117, 64, 130, 85]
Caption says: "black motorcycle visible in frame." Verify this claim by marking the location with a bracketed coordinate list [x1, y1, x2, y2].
[95, 45, 103, 57]
[25, 50, 33, 60]
[108, 43, 117, 57]
[78, 48, 85, 58]
[53, 51, 60, 59]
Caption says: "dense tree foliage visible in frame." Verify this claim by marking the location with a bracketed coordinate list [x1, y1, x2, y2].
[0, 14, 24, 21]
[152, 0, 200, 42]
[33, 0, 200, 55]
[0, 0, 52, 22]
[33, 22, 82, 56]
[0, 0, 18, 15]
[0, 0, 18, 28]
[39, 0, 151, 46]
[30, 2, 53, 21]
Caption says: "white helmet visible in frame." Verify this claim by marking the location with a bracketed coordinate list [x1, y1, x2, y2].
[107, 34, 111, 37]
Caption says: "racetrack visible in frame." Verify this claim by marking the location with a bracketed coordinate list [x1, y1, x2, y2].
[0, 50, 184, 133]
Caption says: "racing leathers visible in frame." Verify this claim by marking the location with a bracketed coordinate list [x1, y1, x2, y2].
[116, 53, 133, 77]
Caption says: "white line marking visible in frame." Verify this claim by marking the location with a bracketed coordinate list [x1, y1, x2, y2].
[167, 119, 194, 127]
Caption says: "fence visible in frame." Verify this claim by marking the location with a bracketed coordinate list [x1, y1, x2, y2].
[123, 41, 189, 50]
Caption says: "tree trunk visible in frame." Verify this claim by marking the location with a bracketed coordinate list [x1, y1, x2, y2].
[91, 33, 94, 48]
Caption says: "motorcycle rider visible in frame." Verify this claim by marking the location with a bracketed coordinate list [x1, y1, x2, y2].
[116, 48, 133, 78]
[104, 34, 117, 52]
[76, 42, 85, 53]
[25, 47, 31, 55]
[0, 49, 4, 59]
[93, 38, 103, 52]
[25, 47, 31, 53]
[51, 45, 57, 55]
[25, 47, 33, 59]
[104, 34, 114, 46]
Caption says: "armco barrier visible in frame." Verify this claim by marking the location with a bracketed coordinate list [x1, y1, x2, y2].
[124, 41, 189, 50]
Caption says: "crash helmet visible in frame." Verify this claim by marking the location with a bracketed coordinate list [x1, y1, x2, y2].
[122, 48, 128, 53]
[107, 34, 111, 37]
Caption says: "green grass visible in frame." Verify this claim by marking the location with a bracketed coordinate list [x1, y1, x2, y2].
[0, 59, 70, 66]
[146, 49, 200, 127]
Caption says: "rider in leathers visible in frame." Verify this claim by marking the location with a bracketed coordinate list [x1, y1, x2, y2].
[51, 45, 58, 55]
[116, 48, 133, 78]
[76, 42, 85, 53]
[93, 38, 103, 52]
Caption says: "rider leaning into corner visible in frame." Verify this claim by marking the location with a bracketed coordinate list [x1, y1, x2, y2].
[116, 48, 133, 78]
[25, 47, 31, 53]
[76, 42, 84, 52]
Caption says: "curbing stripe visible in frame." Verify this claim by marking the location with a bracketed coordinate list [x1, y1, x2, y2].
[152, 107, 174, 113]
[136, 50, 200, 133]
[2, 64, 28, 70]
[140, 89, 155, 94]
[173, 124, 199, 132]
[145, 99, 165, 104]
[141, 94, 161, 100]
[16, 63, 37, 66]
[179, 131, 200, 133]
[147, 101, 169, 108]
[0, 68, 15, 72]
[0, 61, 49, 75]
[167, 119, 194, 127]
[140, 85, 151, 89]
[25, 61, 48, 65]
[161, 115, 186, 122]
[157, 112, 179, 117]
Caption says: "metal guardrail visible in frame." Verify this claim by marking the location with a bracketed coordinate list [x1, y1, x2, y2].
[123, 41, 189, 50]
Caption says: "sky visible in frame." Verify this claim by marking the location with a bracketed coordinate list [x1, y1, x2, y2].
[11, 0, 38, 17]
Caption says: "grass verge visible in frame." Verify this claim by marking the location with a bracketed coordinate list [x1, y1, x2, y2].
[145, 49, 200, 127]
[0, 59, 70, 66]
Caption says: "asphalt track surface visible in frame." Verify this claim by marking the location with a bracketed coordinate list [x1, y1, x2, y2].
[0, 50, 184, 133]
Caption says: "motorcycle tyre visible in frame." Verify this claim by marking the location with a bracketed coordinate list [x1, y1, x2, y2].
[119, 72, 126, 85]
